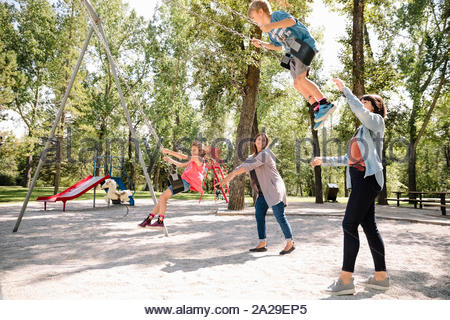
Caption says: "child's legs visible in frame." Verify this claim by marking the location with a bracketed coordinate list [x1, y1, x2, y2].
[293, 75, 317, 105]
[290, 57, 322, 104]
[301, 76, 325, 101]
[158, 188, 173, 215]
[294, 72, 325, 103]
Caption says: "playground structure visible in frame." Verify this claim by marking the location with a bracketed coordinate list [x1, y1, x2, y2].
[13, 0, 254, 235]
[13, 0, 166, 235]
[35, 155, 136, 211]
[36, 175, 110, 212]
[200, 147, 230, 203]
[92, 155, 136, 207]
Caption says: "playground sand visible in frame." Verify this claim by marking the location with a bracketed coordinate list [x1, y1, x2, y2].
[0, 199, 449, 300]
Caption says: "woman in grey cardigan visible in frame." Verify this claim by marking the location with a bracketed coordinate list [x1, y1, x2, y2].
[217, 133, 295, 255]
[311, 78, 389, 295]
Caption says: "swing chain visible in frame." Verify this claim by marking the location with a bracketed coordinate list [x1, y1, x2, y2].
[166, 0, 251, 42]
[209, 0, 259, 28]
[165, 0, 280, 59]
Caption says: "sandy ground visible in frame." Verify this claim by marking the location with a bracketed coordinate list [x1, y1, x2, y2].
[0, 198, 449, 300]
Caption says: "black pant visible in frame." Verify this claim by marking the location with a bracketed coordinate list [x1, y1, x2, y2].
[342, 167, 386, 272]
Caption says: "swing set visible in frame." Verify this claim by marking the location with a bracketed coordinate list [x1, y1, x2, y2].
[13, 0, 311, 235]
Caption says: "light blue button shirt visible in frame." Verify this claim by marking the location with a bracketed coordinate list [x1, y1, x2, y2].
[321, 87, 385, 189]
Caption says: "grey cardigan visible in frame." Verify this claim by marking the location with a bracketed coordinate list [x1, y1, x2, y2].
[321, 87, 385, 189]
[236, 148, 287, 207]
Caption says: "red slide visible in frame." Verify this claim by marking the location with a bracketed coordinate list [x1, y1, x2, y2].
[36, 175, 110, 211]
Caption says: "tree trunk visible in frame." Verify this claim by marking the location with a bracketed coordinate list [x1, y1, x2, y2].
[251, 110, 259, 205]
[228, 57, 260, 210]
[171, 56, 181, 149]
[53, 3, 76, 195]
[377, 144, 388, 205]
[24, 85, 40, 188]
[348, 0, 365, 196]
[24, 154, 33, 188]
[53, 113, 65, 194]
[406, 55, 446, 198]
[228, 13, 261, 210]
[344, 167, 348, 197]
[408, 141, 417, 202]
[352, 0, 365, 98]
[128, 127, 135, 186]
[309, 105, 323, 203]
[296, 154, 302, 197]
[95, 122, 106, 176]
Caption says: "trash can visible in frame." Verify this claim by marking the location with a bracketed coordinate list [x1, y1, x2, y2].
[326, 183, 339, 202]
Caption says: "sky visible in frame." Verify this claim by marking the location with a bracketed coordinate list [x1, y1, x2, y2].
[1, 0, 347, 138]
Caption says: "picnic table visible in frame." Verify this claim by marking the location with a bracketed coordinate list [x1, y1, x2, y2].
[387, 191, 449, 216]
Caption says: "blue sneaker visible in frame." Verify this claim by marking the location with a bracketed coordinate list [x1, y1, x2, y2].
[314, 103, 336, 122]
[314, 120, 324, 131]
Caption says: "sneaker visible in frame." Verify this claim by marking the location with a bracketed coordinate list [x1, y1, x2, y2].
[138, 216, 153, 228]
[325, 278, 355, 296]
[148, 216, 164, 228]
[314, 103, 336, 122]
[360, 276, 390, 291]
[314, 120, 325, 131]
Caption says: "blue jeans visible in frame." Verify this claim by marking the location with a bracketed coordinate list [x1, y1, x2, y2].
[168, 179, 190, 195]
[255, 195, 293, 240]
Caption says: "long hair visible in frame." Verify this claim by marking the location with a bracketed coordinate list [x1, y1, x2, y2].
[191, 141, 207, 158]
[252, 133, 270, 156]
[361, 94, 386, 118]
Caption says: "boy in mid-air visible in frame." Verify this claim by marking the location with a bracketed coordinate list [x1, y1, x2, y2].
[248, 0, 335, 130]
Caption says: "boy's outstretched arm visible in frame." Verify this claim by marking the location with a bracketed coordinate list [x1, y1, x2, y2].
[251, 39, 283, 51]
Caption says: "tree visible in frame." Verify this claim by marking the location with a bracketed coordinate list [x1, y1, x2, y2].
[50, 0, 87, 194]
[3, 0, 59, 188]
[352, 0, 365, 97]
[0, 40, 21, 108]
[396, 0, 449, 195]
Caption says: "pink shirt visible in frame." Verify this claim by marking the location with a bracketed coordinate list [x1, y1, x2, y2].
[348, 135, 366, 171]
[181, 160, 206, 193]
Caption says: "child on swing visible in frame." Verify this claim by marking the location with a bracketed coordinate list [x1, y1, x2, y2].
[138, 141, 207, 228]
[248, 0, 335, 130]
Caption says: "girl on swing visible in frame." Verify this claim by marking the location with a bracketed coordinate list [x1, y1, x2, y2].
[138, 141, 207, 228]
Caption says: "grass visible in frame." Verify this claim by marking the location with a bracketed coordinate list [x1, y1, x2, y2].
[0, 185, 217, 203]
[0, 185, 354, 205]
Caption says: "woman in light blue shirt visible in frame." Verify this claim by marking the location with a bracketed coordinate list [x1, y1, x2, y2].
[311, 78, 389, 295]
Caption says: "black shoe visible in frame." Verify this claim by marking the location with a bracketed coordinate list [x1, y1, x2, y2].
[279, 245, 295, 255]
[249, 247, 268, 252]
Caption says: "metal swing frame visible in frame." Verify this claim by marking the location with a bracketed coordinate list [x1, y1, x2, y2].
[13, 0, 168, 237]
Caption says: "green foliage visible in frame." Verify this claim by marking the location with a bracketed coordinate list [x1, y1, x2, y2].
[0, 0, 447, 198]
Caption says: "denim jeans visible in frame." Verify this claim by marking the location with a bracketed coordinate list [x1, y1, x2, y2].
[255, 195, 293, 240]
[342, 167, 386, 272]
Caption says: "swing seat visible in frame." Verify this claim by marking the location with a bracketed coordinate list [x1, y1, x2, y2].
[283, 37, 316, 66]
[294, 41, 315, 66]
[168, 172, 185, 194]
